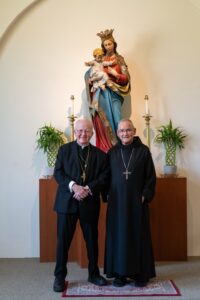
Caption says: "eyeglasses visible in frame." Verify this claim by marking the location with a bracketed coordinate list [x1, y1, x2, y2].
[75, 129, 92, 134]
[118, 128, 133, 134]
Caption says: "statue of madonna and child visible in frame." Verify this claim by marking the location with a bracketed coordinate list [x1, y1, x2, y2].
[85, 29, 131, 152]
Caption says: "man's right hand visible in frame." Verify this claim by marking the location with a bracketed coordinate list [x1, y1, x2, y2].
[72, 184, 89, 201]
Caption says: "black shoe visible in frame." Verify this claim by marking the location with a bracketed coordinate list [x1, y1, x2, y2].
[88, 275, 107, 286]
[128, 275, 136, 281]
[113, 276, 127, 287]
[135, 280, 148, 287]
[53, 277, 65, 292]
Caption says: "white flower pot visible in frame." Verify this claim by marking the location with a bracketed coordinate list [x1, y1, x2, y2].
[163, 165, 177, 176]
[41, 166, 54, 178]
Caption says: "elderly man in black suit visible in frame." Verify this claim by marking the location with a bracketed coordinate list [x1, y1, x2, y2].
[53, 119, 109, 292]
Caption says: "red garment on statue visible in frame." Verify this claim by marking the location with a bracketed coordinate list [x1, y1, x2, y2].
[103, 55, 128, 86]
[93, 115, 112, 153]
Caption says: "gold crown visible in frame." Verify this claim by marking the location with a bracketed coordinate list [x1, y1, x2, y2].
[97, 29, 115, 42]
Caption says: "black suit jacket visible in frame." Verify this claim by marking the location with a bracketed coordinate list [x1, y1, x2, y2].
[53, 141, 109, 219]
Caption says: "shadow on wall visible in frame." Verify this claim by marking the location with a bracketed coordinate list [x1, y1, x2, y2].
[122, 94, 132, 119]
[62, 89, 91, 142]
[79, 89, 91, 120]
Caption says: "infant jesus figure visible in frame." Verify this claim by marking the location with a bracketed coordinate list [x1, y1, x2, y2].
[85, 48, 116, 92]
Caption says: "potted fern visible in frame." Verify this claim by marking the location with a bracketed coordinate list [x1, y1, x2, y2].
[36, 124, 65, 169]
[154, 119, 187, 175]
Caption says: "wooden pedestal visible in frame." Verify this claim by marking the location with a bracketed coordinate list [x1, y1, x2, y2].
[150, 176, 187, 261]
[39, 176, 187, 266]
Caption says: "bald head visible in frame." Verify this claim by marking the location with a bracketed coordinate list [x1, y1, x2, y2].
[118, 119, 135, 130]
[74, 119, 93, 131]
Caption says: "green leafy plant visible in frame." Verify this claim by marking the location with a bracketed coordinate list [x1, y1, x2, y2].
[154, 119, 187, 166]
[36, 124, 65, 167]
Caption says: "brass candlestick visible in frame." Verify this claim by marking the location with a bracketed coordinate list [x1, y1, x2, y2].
[143, 95, 152, 149]
[68, 95, 77, 141]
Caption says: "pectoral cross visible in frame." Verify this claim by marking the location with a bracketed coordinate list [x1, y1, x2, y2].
[81, 171, 86, 182]
[123, 170, 131, 180]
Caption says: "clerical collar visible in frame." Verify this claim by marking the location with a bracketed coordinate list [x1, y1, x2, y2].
[76, 142, 90, 149]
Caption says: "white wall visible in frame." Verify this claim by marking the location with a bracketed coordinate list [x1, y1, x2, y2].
[0, 0, 200, 257]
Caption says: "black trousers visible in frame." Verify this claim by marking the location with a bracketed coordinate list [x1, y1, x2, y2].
[54, 212, 100, 280]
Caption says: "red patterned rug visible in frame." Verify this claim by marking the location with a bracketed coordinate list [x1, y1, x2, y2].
[62, 279, 181, 297]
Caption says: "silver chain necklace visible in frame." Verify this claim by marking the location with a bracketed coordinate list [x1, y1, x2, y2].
[120, 147, 134, 180]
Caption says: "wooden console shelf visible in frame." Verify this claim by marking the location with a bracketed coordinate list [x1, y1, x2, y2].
[39, 176, 187, 266]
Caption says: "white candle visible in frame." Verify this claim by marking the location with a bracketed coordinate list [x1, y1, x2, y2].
[70, 95, 74, 116]
[144, 95, 149, 115]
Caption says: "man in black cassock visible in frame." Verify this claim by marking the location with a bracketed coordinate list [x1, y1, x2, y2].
[53, 119, 109, 292]
[104, 119, 156, 288]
